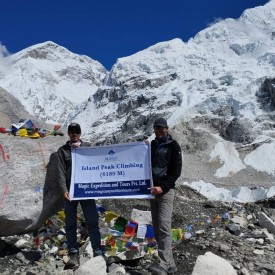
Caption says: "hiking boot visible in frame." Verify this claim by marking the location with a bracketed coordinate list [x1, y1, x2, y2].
[64, 253, 79, 270]
[93, 248, 104, 257]
[148, 264, 168, 275]
[167, 266, 177, 274]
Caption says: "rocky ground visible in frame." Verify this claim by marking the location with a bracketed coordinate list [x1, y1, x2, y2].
[1, 186, 275, 275]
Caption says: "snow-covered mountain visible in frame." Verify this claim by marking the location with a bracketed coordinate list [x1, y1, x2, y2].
[0, 41, 107, 124]
[1, 1, 275, 190]
[75, 1, 275, 143]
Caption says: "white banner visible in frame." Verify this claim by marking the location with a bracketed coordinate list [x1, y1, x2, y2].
[70, 142, 154, 200]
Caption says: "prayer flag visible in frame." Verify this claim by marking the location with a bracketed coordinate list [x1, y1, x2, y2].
[105, 211, 119, 223]
[120, 234, 132, 242]
[137, 224, 147, 239]
[116, 239, 125, 252]
[172, 229, 178, 242]
[57, 210, 66, 222]
[125, 220, 138, 236]
[96, 205, 106, 213]
[145, 225, 154, 239]
[114, 216, 128, 231]
[107, 237, 116, 248]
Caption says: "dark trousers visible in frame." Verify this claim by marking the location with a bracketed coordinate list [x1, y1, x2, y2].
[64, 199, 101, 254]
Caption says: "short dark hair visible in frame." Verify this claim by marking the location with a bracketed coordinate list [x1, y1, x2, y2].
[68, 123, 81, 133]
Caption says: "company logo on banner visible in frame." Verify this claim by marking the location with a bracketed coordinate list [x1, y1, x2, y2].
[70, 142, 153, 200]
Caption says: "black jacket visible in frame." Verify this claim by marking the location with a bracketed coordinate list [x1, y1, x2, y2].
[151, 134, 182, 193]
[57, 140, 90, 192]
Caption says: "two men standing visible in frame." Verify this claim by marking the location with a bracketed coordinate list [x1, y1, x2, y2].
[57, 118, 182, 274]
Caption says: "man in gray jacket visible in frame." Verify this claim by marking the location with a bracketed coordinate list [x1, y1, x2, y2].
[148, 118, 182, 275]
[57, 123, 102, 269]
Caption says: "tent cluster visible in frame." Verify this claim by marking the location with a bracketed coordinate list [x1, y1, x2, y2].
[0, 119, 64, 138]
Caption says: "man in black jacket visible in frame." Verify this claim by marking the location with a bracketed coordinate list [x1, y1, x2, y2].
[148, 118, 182, 275]
[57, 123, 102, 269]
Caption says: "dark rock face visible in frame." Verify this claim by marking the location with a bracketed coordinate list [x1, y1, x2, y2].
[91, 72, 181, 145]
[221, 117, 254, 144]
[95, 73, 178, 103]
[117, 94, 151, 116]
[256, 78, 275, 111]
[179, 123, 210, 154]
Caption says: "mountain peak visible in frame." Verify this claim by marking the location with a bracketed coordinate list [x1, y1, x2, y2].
[0, 41, 108, 124]
[31, 40, 59, 48]
[16, 41, 72, 61]
[240, 0, 275, 34]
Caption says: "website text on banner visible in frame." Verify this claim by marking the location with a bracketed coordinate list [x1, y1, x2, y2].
[70, 142, 154, 200]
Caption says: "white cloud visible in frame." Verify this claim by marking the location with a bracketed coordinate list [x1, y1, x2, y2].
[207, 17, 224, 27]
[0, 42, 9, 58]
[0, 42, 11, 75]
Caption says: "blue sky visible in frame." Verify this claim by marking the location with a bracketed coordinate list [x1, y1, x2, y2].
[0, 0, 269, 70]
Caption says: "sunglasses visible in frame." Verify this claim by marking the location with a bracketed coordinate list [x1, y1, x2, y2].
[154, 126, 166, 130]
[69, 130, 81, 135]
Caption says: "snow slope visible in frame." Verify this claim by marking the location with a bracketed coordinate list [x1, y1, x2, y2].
[0, 41, 108, 124]
[74, 1, 275, 144]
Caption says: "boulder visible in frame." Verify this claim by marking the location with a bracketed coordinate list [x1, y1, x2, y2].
[0, 134, 65, 236]
[256, 78, 275, 111]
[192, 252, 237, 275]
[74, 256, 107, 275]
[258, 212, 275, 235]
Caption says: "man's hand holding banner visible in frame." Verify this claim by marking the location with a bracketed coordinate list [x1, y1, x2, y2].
[70, 142, 154, 200]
